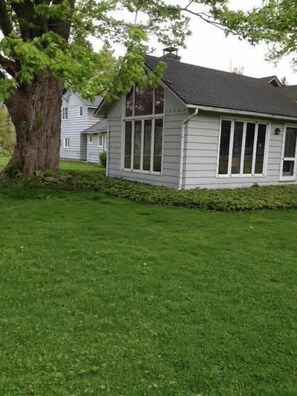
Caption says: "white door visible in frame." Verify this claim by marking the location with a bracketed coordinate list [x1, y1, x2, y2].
[280, 127, 297, 180]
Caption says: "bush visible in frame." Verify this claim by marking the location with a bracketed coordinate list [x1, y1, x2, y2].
[0, 106, 15, 155]
[99, 151, 107, 167]
[53, 170, 297, 211]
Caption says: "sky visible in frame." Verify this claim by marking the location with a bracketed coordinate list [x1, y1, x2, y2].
[148, 0, 297, 85]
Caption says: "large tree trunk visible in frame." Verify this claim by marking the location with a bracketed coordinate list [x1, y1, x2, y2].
[5, 73, 63, 179]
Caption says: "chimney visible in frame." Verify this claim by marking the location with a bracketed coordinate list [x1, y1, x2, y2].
[161, 47, 181, 62]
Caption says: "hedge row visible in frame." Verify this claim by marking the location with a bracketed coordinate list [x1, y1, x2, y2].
[55, 171, 297, 211]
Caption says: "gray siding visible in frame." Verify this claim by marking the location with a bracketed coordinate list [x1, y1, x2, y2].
[183, 111, 297, 189]
[107, 94, 297, 190]
[60, 92, 100, 162]
[107, 89, 187, 188]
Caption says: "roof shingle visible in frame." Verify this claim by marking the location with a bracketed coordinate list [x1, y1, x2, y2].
[145, 55, 297, 119]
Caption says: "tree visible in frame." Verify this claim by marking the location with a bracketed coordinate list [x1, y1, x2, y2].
[0, 105, 15, 154]
[215, 1, 297, 66]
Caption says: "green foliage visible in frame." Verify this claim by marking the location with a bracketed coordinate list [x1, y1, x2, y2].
[0, 0, 196, 102]
[99, 151, 107, 167]
[0, 106, 15, 154]
[0, 183, 297, 394]
[42, 169, 297, 211]
[217, 1, 297, 65]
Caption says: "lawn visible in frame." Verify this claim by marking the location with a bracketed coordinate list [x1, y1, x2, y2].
[0, 154, 104, 173]
[0, 184, 296, 395]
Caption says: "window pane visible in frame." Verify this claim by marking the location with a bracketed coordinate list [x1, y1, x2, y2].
[219, 120, 231, 174]
[133, 121, 142, 170]
[135, 87, 153, 116]
[283, 160, 295, 176]
[124, 121, 132, 168]
[243, 123, 255, 174]
[255, 124, 266, 174]
[143, 120, 152, 171]
[153, 119, 163, 172]
[284, 128, 297, 158]
[126, 90, 133, 117]
[155, 86, 164, 114]
[232, 122, 243, 174]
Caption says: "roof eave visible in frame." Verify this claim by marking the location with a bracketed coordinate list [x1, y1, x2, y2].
[185, 104, 297, 121]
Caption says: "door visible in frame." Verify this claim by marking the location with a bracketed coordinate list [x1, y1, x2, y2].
[281, 127, 297, 180]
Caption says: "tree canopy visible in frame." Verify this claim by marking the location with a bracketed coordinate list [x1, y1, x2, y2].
[0, 0, 231, 103]
[217, 1, 297, 67]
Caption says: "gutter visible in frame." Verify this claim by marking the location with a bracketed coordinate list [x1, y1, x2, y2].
[178, 108, 199, 190]
[185, 104, 297, 122]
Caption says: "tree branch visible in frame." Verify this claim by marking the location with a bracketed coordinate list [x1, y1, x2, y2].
[0, 0, 14, 36]
[182, 8, 227, 32]
[0, 54, 20, 77]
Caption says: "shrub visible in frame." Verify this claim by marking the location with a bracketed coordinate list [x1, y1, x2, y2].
[54, 171, 297, 211]
[99, 151, 107, 167]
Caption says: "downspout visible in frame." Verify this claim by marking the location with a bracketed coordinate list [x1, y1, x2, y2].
[178, 108, 199, 190]
[106, 124, 110, 177]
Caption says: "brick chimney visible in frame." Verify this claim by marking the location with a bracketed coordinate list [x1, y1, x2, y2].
[161, 47, 181, 61]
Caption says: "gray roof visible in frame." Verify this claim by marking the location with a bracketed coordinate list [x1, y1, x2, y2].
[278, 85, 297, 100]
[145, 55, 297, 119]
[76, 92, 103, 108]
[81, 120, 108, 134]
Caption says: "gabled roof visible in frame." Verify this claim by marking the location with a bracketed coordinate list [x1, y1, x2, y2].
[81, 120, 108, 134]
[258, 76, 282, 87]
[145, 55, 297, 119]
[62, 90, 103, 108]
[76, 92, 103, 108]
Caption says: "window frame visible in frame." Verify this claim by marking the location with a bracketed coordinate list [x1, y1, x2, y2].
[62, 107, 68, 120]
[64, 137, 70, 148]
[280, 124, 297, 181]
[88, 134, 93, 144]
[122, 85, 165, 174]
[216, 117, 270, 178]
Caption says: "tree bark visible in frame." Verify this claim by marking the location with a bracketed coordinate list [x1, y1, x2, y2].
[5, 73, 63, 179]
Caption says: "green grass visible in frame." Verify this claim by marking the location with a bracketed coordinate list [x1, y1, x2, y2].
[60, 159, 105, 172]
[0, 154, 104, 173]
[0, 184, 296, 395]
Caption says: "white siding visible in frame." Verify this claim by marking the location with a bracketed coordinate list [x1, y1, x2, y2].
[107, 89, 187, 188]
[60, 92, 100, 162]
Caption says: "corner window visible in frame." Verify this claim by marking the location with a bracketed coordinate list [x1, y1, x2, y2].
[88, 135, 93, 143]
[218, 120, 267, 176]
[64, 137, 70, 148]
[98, 134, 106, 148]
[124, 86, 164, 173]
[62, 107, 68, 120]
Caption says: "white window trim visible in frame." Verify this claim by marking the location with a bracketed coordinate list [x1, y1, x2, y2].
[121, 86, 165, 175]
[88, 134, 93, 144]
[279, 124, 297, 181]
[98, 134, 104, 148]
[64, 137, 70, 148]
[62, 107, 68, 120]
[216, 117, 270, 178]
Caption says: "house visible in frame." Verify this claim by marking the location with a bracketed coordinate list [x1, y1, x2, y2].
[60, 91, 106, 163]
[97, 50, 297, 189]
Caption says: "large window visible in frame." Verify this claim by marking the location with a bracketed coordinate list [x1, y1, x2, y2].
[123, 86, 164, 173]
[218, 120, 267, 176]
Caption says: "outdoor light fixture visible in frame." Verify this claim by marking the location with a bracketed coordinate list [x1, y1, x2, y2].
[275, 128, 281, 135]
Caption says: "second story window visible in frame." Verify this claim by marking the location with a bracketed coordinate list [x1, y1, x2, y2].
[79, 106, 83, 116]
[62, 107, 68, 120]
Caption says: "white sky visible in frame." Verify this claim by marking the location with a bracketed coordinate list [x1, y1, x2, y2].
[148, 0, 297, 84]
